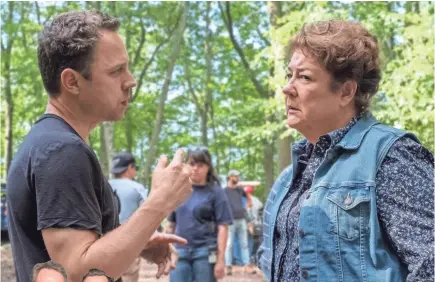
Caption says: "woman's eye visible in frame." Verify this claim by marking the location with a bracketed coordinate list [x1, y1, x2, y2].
[300, 75, 310, 80]
[285, 73, 292, 80]
[113, 67, 123, 74]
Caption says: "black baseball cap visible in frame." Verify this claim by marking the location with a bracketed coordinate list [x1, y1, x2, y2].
[111, 152, 137, 174]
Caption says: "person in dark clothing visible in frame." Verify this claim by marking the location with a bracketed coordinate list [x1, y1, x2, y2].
[166, 147, 233, 282]
[224, 170, 253, 275]
[6, 10, 192, 282]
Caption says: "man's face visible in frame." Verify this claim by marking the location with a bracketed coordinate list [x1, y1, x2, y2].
[127, 163, 137, 179]
[77, 29, 136, 122]
[35, 268, 65, 282]
[83, 276, 110, 282]
[230, 175, 240, 185]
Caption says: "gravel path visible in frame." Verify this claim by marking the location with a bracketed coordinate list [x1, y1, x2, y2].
[1, 244, 266, 282]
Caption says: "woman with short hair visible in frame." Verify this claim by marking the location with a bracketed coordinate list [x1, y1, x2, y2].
[258, 20, 434, 282]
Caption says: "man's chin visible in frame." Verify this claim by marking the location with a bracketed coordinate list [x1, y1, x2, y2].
[105, 112, 125, 122]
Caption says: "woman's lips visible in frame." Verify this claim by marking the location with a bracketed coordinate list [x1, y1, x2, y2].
[287, 106, 299, 114]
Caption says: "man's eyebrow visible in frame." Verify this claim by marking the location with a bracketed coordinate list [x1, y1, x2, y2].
[107, 61, 127, 71]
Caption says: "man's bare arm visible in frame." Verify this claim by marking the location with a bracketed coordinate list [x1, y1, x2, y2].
[246, 193, 253, 208]
[216, 225, 228, 264]
[43, 194, 176, 281]
[42, 150, 191, 281]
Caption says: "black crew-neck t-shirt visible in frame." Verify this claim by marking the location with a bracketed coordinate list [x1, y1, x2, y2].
[6, 114, 121, 282]
[224, 187, 247, 220]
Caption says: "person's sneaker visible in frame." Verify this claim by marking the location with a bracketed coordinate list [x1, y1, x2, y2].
[226, 266, 232, 276]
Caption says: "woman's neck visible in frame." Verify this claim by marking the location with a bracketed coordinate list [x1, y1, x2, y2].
[193, 180, 207, 186]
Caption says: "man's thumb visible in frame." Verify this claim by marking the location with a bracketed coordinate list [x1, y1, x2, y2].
[157, 234, 188, 245]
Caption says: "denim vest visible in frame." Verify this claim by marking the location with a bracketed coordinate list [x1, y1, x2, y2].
[258, 115, 418, 282]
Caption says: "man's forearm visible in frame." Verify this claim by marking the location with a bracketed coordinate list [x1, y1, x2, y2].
[77, 195, 168, 280]
[217, 225, 228, 263]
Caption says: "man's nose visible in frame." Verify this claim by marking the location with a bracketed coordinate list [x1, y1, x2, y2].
[123, 71, 137, 90]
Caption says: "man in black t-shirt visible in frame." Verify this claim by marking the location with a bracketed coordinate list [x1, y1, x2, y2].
[6, 10, 192, 282]
[224, 170, 253, 275]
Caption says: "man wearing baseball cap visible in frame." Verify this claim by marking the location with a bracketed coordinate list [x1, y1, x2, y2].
[224, 170, 253, 275]
[109, 152, 148, 282]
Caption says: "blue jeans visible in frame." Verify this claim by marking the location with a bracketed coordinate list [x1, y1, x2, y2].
[170, 247, 216, 282]
[225, 218, 250, 266]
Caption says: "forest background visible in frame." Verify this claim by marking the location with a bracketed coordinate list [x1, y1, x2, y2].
[1, 1, 433, 200]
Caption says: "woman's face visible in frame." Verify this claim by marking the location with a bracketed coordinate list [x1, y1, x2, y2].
[188, 160, 210, 185]
[283, 49, 352, 140]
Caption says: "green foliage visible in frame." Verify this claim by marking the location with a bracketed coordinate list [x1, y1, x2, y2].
[1, 1, 433, 200]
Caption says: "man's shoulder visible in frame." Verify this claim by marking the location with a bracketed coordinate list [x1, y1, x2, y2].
[109, 179, 147, 192]
[15, 121, 91, 168]
[26, 117, 85, 150]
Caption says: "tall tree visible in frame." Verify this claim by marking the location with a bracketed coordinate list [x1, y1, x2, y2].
[142, 2, 189, 182]
[219, 2, 276, 190]
[268, 1, 292, 174]
[2, 2, 16, 178]
[99, 1, 115, 177]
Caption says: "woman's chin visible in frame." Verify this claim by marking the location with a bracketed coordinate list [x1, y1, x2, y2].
[287, 116, 301, 129]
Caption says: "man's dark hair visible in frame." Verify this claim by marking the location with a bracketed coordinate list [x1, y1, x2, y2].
[32, 260, 67, 282]
[38, 10, 120, 97]
[82, 268, 114, 282]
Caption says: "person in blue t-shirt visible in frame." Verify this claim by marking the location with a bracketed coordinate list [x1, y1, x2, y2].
[166, 147, 233, 282]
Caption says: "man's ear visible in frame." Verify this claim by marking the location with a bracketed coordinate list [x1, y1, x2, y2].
[60, 68, 81, 96]
[339, 80, 357, 107]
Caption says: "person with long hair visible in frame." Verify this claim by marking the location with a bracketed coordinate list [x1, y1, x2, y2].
[167, 147, 233, 282]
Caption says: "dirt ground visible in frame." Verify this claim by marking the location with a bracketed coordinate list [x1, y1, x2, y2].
[1, 243, 266, 282]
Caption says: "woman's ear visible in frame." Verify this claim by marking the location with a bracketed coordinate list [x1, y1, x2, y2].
[339, 80, 357, 107]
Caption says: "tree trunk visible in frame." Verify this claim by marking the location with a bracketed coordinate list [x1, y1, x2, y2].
[263, 142, 275, 191]
[125, 110, 133, 153]
[209, 103, 221, 174]
[202, 1, 213, 147]
[3, 2, 15, 178]
[99, 122, 114, 177]
[269, 1, 292, 176]
[220, 2, 276, 189]
[277, 134, 291, 173]
[200, 111, 208, 146]
[142, 2, 189, 182]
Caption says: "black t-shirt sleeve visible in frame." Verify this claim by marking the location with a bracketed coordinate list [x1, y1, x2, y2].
[33, 139, 103, 234]
[239, 187, 247, 197]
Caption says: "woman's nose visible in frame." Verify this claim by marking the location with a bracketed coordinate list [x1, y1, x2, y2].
[283, 80, 297, 97]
